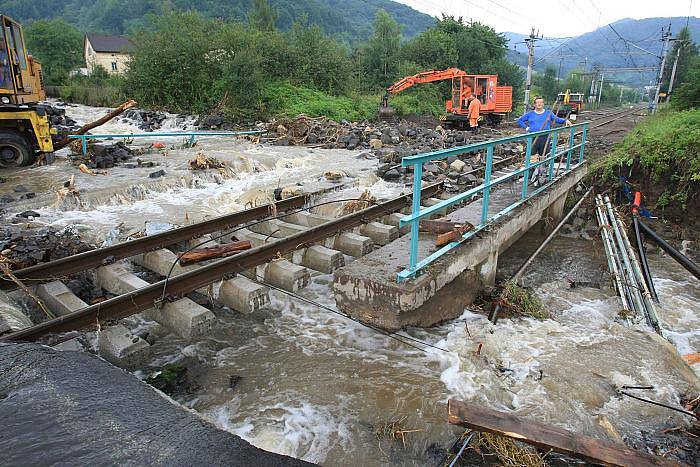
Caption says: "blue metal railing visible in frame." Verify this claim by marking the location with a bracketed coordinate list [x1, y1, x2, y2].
[397, 122, 589, 282]
[67, 130, 264, 156]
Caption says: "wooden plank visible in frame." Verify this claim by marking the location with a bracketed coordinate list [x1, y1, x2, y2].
[419, 219, 463, 234]
[435, 225, 472, 247]
[447, 399, 678, 467]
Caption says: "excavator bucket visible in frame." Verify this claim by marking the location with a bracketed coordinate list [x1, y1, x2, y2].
[378, 92, 395, 121]
[378, 104, 395, 120]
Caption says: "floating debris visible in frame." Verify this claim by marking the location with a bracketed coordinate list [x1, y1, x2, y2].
[188, 152, 226, 170]
[501, 280, 549, 320]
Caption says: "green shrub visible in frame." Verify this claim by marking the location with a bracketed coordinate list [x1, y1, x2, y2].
[591, 108, 700, 210]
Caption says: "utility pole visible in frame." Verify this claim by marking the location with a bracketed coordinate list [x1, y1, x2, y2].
[652, 24, 672, 113]
[666, 47, 681, 102]
[589, 66, 599, 108]
[524, 27, 540, 112]
[597, 71, 605, 107]
[619, 87, 624, 105]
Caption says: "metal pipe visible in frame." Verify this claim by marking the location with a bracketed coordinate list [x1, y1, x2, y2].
[602, 196, 646, 320]
[604, 196, 661, 334]
[638, 219, 700, 281]
[488, 188, 593, 323]
[633, 216, 659, 302]
[594, 196, 631, 312]
[615, 207, 662, 334]
[596, 195, 634, 310]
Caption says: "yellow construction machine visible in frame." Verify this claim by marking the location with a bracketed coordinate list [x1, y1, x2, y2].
[0, 14, 54, 167]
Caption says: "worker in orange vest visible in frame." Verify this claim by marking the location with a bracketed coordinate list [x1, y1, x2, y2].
[467, 95, 481, 132]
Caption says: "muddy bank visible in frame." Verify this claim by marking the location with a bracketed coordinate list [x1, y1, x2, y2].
[0, 342, 312, 466]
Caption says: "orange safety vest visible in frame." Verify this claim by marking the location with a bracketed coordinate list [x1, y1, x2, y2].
[468, 99, 481, 125]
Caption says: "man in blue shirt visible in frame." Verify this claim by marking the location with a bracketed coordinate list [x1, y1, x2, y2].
[517, 96, 571, 157]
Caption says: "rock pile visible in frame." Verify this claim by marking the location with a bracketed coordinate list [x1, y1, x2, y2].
[266, 115, 513, 155]
[196, 112, 238, 131]
[42, 104, 80, 134]
[121, 109, 169, 132]
[70, 141, 142, 169]
[377, 141, 526, 192]
[0, 225, 90, 270]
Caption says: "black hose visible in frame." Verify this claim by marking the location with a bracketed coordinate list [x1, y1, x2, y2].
[632, 216, 659, 302]
[638, 219, 700, 281]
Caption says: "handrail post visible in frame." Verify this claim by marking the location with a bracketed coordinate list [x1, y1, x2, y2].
[81, 136, 88, 157]
[548, 131, 557, 180]
[566, 126, 575, 170]
[579, 125, 587, 163]
[522, 136, 532, 200]
[189, 134, 196, 147]
[481, 145, 494, 223]
[409, 163, 423, 272]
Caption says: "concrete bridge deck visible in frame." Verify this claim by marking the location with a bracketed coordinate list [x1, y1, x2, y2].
[333, 164, 587, 331]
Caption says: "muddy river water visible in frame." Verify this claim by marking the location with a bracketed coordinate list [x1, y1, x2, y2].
[12, 103, 699, 465]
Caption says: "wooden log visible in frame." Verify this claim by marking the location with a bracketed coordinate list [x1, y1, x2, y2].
[435, 224, 472, 247]
[53, 99, 138, 150]
[419, 219, 473, 235]
[447, 399, 677, 467]
[179, 241, 251, 265]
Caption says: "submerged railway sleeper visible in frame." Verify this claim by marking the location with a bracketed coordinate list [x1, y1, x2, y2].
[0, 183, 443, 345]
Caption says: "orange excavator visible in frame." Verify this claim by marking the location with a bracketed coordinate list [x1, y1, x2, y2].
[379, 68, 513, 127]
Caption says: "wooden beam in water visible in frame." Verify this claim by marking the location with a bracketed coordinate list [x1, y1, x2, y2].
[447, 399, 678, 467]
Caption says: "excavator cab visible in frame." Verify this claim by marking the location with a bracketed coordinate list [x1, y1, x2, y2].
[0, 15, 54, 167]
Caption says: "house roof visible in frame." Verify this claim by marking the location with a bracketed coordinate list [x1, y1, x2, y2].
[85, 34, 135, 53]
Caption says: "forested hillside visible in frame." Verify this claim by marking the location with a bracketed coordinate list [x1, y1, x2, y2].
[1, 0, 435, 42]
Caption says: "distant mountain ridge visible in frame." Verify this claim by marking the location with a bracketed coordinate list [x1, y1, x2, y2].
[1, 0, 436, 42]
[504, 17, 700, 84]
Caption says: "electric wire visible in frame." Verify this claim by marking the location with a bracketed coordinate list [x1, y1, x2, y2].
[618, 390, 699, 420]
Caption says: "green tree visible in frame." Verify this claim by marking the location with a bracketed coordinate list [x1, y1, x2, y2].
[284, 22, 352, 94]
[25, 19, 83, 85]
[362, 10, 402, 87]
[248, 0, 278, 32]
[662, 26, 699, 96]
[672, 56, 700, 110]
[535, 65, 558, 102]
[402, 28, 458, 70]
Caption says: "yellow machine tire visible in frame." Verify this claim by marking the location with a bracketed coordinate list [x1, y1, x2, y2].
[0, 131, 35, 167]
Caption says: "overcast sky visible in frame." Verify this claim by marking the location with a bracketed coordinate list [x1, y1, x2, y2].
[395, 0, 698, 37]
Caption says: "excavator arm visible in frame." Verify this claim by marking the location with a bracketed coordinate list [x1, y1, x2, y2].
[379, 68, 469, 120]
[386, 68, 467, 94]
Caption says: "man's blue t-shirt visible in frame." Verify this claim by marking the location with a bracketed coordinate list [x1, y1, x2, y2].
[517, 110, 566, 132]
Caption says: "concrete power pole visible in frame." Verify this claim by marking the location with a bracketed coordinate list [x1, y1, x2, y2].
[524, 28, 539, 113]
[653, 24, 672, 113]
[666, 47, 681, 102]
[597, 71, 605, 107]
[589, 67, 599, 108]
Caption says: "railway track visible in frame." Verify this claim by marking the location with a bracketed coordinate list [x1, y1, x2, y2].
[0, 106, 638, 359]
[0, 182, 443, 346]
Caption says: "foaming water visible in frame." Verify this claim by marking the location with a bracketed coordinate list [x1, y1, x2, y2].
[37, 103, 698, 465]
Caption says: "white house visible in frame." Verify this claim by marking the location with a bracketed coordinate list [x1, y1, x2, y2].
[84, 34, 134, 75]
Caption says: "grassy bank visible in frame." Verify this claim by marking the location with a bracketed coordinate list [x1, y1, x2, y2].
[591, 107, 700, 216]
[45, 85, 125, 108]
[258, 81, 444, 122]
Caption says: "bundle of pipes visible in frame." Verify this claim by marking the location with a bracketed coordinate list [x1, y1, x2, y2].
[594, 194, 662, 335]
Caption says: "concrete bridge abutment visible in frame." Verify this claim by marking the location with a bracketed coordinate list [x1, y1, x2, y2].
[333, 165, 586, 331]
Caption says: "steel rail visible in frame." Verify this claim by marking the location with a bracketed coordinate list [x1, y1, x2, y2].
[0, 183, 442, 342]
[0, 185, 357, 291]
